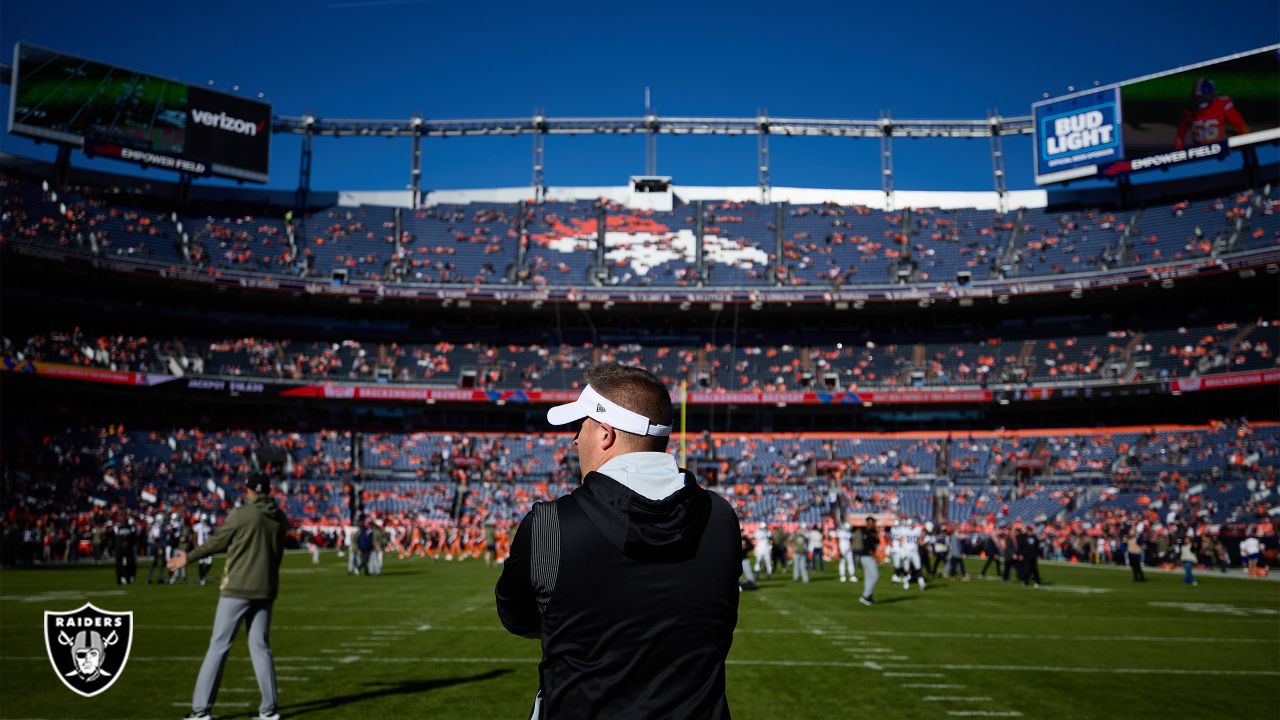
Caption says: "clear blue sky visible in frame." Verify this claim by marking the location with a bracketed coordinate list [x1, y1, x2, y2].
[1, 0, 1277, 193]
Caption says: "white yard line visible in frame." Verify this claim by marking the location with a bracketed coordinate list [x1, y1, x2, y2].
[1038, 559, 1280, 582]
[924, 696, 992, 702]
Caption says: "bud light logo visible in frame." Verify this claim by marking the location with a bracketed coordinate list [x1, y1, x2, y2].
[1041, 101, 1120, 169]
[1033, 87, 1126, 180]
[1047, 110, 1114, 155]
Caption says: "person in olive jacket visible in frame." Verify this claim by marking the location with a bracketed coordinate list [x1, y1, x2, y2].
[168, 473, 288, 720]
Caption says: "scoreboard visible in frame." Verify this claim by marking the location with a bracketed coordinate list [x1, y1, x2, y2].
[8, 43, 271, 183]
[1033, 45, 1280, 185]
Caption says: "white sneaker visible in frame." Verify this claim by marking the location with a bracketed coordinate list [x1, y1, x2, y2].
[851, 577, 858, 583]
[902, 578, 909, 590]
[918, 577, 926, 589]
[254, 711, 281, 720]
[840, 577, 847, 583]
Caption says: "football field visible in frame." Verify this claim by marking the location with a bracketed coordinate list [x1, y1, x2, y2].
[2, 553, 1277, 720]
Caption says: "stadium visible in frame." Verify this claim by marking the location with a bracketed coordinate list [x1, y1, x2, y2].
[1, 5, 1278, 720]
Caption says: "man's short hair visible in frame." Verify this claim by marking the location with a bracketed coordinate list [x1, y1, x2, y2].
[584, 363, 674, 451]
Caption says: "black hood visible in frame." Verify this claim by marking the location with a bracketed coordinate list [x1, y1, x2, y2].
[573, 470, 711, 562]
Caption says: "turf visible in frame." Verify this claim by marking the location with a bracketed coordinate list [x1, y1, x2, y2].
[1, 553, 1277, 720]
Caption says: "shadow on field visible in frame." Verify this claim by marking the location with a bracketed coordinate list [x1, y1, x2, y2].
[874, 596, 919, 605]
[275, 668, 513, 716]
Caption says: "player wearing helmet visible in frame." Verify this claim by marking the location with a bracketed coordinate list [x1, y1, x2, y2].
[900, 518, 926, 590]
[1174, 77, 1249, 150]
[834, 522, 857, 583]
[193, 514, 213, 586]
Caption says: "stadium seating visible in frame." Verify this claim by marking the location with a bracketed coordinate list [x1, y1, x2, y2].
[6, 320, 1274, 388]
[6, 174, 1274, 290]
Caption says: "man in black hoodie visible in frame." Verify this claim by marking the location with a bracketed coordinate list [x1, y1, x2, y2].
[1017, 524, 1042, 588]
[496, 363, 742, 720]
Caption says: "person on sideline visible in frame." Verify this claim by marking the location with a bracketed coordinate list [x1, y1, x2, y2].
[169, 473, 288, 720]
[496, 364, 741, 719]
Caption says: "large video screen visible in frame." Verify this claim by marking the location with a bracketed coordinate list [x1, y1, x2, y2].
[8, 43, 270, 183]
[1033, 45, 1280, 185]
[1121, 50, 1280, 156]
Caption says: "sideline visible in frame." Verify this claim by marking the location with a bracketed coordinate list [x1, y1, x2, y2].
[1033, 558, 1280, 583]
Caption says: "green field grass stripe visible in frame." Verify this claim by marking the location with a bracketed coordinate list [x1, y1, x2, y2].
[887, 663, 1280, 675]
[853, 629, 1278, 643]
[11, 654, 1272, 675]
[267, 622, 1275, 644]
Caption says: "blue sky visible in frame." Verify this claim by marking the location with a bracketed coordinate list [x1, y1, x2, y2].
[1, 0, 1277, 193]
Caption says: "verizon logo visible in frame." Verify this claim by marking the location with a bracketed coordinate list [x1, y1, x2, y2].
[190, 109, 261, 136]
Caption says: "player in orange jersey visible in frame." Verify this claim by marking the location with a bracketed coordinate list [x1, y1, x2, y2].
[1174, 77, 1249, 150]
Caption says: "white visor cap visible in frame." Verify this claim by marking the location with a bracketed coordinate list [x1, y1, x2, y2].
[546, 384, 673, 437]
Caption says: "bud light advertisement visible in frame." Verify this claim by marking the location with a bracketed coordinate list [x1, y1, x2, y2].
[1034, 45, 1280, 185]
[1033, 88, 1123, 183]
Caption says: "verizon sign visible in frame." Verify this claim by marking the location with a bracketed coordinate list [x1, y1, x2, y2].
[190, 109, 263, 137]
[184, 86, 271, 182]
[8, 44, 270, 183]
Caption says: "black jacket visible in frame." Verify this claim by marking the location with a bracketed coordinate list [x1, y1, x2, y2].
[860, 527, 879, 553]
[496, 470, 741, 719]
[1017, 532, 1041, 561]
[1002, 536, 1018, 559]
[983, 535, 1000, 557]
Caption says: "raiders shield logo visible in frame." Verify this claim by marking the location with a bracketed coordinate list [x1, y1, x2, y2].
[44, 603, 133, 697]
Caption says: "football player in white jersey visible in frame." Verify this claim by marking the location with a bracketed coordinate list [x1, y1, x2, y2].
[344, 522, 361, 575]
[752, 524, 773, 579]
[834, 522, 857, 583]
[193, 513, 214, 586]
[900, 518, 926, 590]
[168, 514, 187, 584]
[888, 519, 905, 583]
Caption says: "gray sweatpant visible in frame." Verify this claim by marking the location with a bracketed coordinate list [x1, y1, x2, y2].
[192, 596, 277, 715]
[860, 555, 879, 600]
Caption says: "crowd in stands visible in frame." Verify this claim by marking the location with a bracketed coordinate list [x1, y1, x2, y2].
[5, 318, 1274, 390]
[3, 421, 1275, 570]
[4, 174, 1276, 290]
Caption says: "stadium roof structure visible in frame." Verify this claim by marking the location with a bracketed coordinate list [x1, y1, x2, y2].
[276, 110, 1028, 211]
[273, 113, 1031, 140]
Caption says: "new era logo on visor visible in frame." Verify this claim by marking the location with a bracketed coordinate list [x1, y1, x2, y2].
[596, 404, 606, 413]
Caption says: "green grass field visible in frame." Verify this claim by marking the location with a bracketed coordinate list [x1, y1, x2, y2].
[2, 553, 1278, 720]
